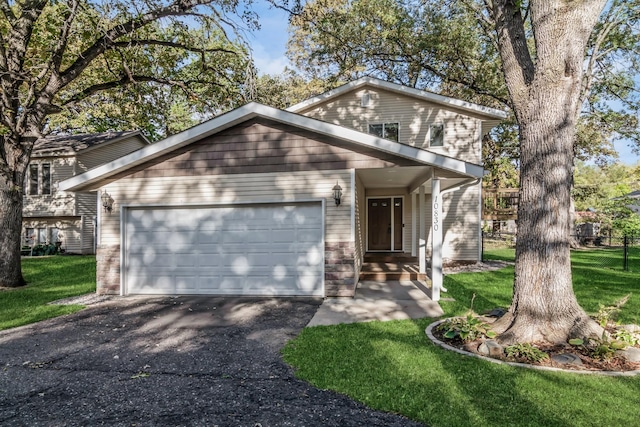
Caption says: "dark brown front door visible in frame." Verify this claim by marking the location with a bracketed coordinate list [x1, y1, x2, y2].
[368, 197, 403, 251]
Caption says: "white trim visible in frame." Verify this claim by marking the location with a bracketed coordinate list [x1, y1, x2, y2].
[287, 77, 508, 120]
[350, 169, 356, 242]
[60, 102, 484, 192]
[411, 193, 417, 257]
[120, 199, 325, 297]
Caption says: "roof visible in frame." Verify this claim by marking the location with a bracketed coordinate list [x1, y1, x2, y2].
[286, 77, 508, 120]
[60, 102, 485, 192]
[33, 131, 149, 156]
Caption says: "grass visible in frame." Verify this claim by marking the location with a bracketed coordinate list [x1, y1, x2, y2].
[0, 255, 96, 330]
[282, 248, 640, 427]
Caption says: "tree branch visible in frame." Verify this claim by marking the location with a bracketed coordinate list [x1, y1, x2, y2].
[111, 40, 238, 55]
[489, 0, 534, 110]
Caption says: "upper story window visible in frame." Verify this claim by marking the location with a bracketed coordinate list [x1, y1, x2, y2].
[361, 93, 371, 107]
[368, 123, 399, 142]
[429, 124, 444, 147]
[27, 163, 52, 196]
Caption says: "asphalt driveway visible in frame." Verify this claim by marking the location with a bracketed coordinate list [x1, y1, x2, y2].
[0, 296, 423, 426]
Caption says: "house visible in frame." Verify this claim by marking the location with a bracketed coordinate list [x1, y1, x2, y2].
[23, 131, 150, 254]
[60, 78, 506, 300]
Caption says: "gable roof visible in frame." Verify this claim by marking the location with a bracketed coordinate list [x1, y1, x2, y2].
[33, 131, 149, 156]
[60, 102, 485, 192]
[286, 77, 508, 121]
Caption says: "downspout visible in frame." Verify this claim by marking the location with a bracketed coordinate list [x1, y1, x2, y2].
[438, 177, 481, 293]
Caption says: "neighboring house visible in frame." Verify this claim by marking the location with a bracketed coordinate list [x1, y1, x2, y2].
[623, 190, 640, 215]
[23, 131, 150, 254]
[60, 78, 506, 300]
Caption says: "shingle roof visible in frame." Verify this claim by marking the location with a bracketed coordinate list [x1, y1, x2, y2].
[33, 131, 141, 155]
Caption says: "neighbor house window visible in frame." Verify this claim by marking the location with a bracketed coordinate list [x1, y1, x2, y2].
[27, 163, 51, 195]
[50, 227, 60, 243]
[368, 123, 399, 142]
[29, 164, 39, 195]
[37, 228, 47, 244]
[25, 228, 35, 245]
[41, 163, 51, 194]
[429, 124, 444, 147]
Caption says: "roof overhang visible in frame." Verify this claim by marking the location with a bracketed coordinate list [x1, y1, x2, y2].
[287, 77, 508, 121]
[60, 102, 485, 192]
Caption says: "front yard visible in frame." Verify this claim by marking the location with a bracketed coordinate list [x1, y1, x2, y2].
[5, 251, 640, 426]
[0, 255, 95, 330]
[282, 249, 640, 427]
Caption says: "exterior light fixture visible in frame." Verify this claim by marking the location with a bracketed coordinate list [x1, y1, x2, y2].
[101, 190, 114, 213]
[332, 182, 343, 206]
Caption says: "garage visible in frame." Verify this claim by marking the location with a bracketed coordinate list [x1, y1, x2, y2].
[123, 202, 324, 296]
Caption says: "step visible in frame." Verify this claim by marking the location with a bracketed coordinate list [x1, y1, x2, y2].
[359, 271, 428, 281]
[363, 253, 418, 263]
[359, 261, 427, 281]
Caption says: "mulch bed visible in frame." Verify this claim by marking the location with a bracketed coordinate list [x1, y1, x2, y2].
[432, 326, 640, 373]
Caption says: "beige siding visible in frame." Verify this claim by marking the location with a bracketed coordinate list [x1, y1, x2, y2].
[22, 218, 82, 254]
[298, 87, 483, 164]
[77, 136, 148, 171]
[23, 157, 76, 217]
[419, 185, 481, 261]
[100, 170, 353, 247]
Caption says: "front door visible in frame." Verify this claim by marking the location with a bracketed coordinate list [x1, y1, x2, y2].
[368, 197, 403, 251]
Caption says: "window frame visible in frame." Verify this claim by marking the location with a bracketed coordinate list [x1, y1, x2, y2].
[26, 162, 52, 196]
[429, 123, 445, 147]
[368, 122, 400, 142]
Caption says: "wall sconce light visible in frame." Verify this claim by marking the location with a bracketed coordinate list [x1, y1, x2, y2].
[101, 190, 114, 213]
[332, 182, 343, 206]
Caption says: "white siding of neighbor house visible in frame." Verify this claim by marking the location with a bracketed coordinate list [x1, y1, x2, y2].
[99, 170, 353, 248]
[22, 218, 83, 254]
[296, 87, 484, 164]
[23, 156, 76, 217]
[76, 136, 148, 172]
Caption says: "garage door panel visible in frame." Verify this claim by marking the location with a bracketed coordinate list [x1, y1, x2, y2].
[124, 203, 324, 296]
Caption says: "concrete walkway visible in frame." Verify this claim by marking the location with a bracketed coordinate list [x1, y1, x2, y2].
[307, 280, 444, 326]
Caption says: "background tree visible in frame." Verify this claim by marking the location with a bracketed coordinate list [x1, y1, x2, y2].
[0, 0, 254, 287]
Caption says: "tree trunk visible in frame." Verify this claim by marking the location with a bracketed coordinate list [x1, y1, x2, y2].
[491, 0, 607, 344]
[0, 186, 26, 288]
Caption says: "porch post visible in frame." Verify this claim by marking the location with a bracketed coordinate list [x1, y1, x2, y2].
[411, 192, 417, 257]
[419, 186, 426, 274]
[431, 178, 442, 301]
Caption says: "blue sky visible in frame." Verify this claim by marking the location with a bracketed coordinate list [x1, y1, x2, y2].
[247, 3, 291, 76]
[246, 3, 640, 166]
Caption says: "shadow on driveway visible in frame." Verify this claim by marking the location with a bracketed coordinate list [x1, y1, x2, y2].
[0, 297, 423, 426]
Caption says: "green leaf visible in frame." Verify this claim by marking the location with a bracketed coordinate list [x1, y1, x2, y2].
[569, 338, 584, 346]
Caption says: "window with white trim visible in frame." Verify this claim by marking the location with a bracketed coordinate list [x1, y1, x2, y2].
[429, 124, 444, 147]
[368, 123, 399, 142]
[26, 163, 51, 195]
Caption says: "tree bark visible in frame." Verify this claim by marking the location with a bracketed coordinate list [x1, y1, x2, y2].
[0, 152, 27, 288]
[490, 0, 607, 344]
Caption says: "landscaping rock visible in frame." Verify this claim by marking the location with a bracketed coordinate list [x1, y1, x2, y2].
[620, 324, 640, 333]
[485, 308, 507, 318]
[477, 340, 504, 358]
[616, 347, 640, 363]
[551, 353, 583, 366]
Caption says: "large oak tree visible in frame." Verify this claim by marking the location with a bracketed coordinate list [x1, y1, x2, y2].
[0, 0, 252, 287]
[285, 0, 630, 343]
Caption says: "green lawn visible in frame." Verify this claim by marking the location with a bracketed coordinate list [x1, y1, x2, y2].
[0, 255, 96, 330]
[283, 248, 640, 427]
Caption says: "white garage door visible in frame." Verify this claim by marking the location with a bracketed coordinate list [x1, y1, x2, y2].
[123, 202, 324, 296]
